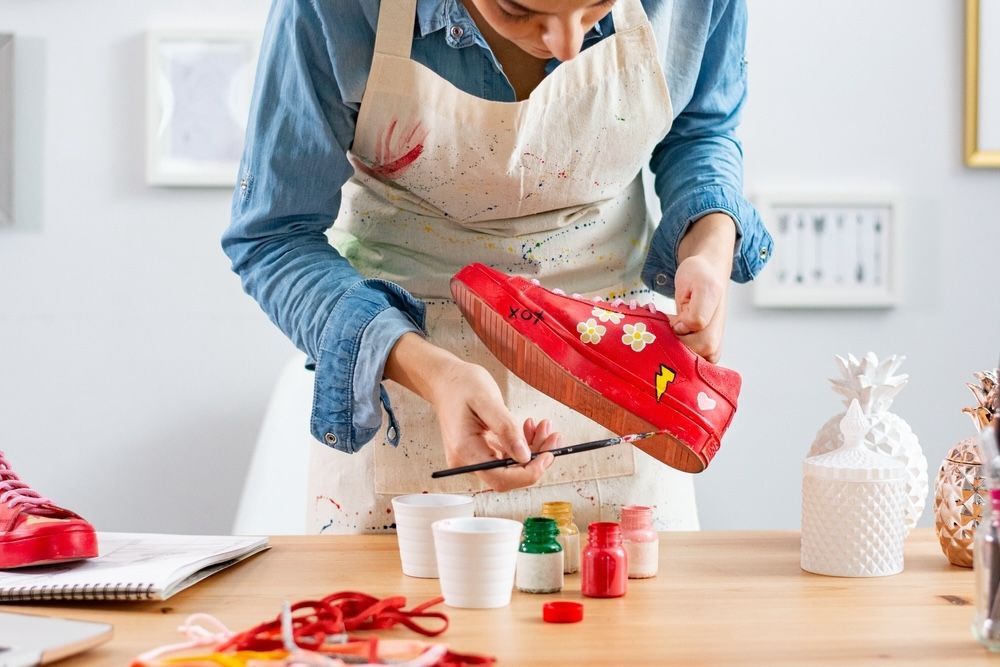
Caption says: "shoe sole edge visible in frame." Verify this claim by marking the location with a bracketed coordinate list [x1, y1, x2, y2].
[0, 526, 98, 569]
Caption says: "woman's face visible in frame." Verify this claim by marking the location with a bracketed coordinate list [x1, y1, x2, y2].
[468, 0, 616, 62]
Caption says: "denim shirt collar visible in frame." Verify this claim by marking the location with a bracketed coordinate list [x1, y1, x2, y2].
[415, 0, 609, 45]
[416, 0, 461, 37]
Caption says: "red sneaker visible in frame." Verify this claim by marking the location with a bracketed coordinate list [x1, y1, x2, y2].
[0, 451, 98, 568]
[450, 264, 742, 472]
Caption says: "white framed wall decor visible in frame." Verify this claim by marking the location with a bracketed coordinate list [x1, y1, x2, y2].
[0, 34, 13, 225]
[146, 30, 260, 187]
[752, 193, 901, 309]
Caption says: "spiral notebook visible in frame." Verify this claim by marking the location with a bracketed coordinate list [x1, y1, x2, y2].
[0, 532, 269, 602]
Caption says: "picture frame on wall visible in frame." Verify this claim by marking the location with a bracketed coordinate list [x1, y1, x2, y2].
[146, 31, 259, 187]
[966, 0, 1000, 167]
[752, 193, 901, 309]
[0, 34, 13, 225]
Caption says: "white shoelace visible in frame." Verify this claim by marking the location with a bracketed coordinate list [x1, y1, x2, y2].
[530, 279, 658, 313]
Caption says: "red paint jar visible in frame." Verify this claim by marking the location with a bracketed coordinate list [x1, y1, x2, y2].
[581, 522, 627, 598]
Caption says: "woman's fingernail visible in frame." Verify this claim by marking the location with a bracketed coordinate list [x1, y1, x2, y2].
[520, 443, 532, 461]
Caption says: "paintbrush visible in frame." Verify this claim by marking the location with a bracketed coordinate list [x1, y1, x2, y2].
[430, 431, 664, 479]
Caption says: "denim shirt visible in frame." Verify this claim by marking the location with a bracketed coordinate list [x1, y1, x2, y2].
[222, 0, 774, 454]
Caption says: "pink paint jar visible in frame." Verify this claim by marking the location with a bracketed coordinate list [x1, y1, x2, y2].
[621, 505, 658, 579]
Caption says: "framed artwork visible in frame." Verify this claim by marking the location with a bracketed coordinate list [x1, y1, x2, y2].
[752, 194, 901, 309]
[146, 31, 259, 187]
[966, 0, 1000, 167]
[0, 34, 12, 224]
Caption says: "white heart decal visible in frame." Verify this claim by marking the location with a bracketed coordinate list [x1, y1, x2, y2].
[697, 392, 717, 411]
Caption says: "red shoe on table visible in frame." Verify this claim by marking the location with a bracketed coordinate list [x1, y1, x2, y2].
[450, 263, 742, 473]
[0, 452, 98, 568]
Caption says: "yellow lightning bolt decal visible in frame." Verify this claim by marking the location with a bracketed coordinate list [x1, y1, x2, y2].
[655, 364, 676, 402]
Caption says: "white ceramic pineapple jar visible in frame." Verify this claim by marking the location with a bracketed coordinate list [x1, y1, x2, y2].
[801, 400, 908, 577]
[809, 353, 928, 533]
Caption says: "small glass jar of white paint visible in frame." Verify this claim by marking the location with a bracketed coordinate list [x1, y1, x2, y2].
[621, 505, 658, 579]
[540, 501, 580, 574]
[515, 517, 564, 594]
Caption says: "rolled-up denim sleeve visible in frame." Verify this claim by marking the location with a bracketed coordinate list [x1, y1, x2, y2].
[352, 309, 424, 446]
[222, 0, 425, 453]
[642, 0, 773, 298]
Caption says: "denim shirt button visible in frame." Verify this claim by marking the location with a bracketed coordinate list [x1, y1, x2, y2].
[387, 426, 397, 441]
[759, 246, 769, 259]
[324, 432, 338, 446]
[654, 273, 668, 287]
[449, 25, 464, 40]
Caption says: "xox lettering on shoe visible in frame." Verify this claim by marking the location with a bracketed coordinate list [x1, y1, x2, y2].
[508, 306, 544, 324]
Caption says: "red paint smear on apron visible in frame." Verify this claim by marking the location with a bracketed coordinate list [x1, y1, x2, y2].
[372, 143, 424, 179]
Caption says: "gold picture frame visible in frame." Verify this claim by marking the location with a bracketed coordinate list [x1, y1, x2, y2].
[966, 0, 1000, 167]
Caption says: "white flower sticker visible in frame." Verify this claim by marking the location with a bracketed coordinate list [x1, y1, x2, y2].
[577, 318, 607, 345]
[591, 307, 624, 325]
[622, 322, 655, 352]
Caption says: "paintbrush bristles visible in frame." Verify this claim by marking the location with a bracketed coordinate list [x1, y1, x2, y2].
[621, 430, 668, 443]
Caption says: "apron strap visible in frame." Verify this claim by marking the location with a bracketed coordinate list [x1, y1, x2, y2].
[612, 0, 649, 32]
[373, 0, 417, 59]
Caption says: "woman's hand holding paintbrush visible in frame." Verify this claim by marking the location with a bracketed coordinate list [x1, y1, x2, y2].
[385, 340, 560, 491]
[433, 430, 665, 479]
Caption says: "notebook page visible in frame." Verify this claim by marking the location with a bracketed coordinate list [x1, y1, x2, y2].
[0, 532, 268, 595]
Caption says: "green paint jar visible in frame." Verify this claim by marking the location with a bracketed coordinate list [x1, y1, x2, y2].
[516, 517, 564, 593]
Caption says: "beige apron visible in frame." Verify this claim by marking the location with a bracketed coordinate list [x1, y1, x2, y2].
[308, 0, 699, 533]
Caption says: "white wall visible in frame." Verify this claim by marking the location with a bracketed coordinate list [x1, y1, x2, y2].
[706, 0, 1000, 530]
[0, 1, 285, 535]
[0, 1, 996, 535]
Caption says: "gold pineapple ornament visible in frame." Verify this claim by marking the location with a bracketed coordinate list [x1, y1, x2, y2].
[934, 369, 998, 567]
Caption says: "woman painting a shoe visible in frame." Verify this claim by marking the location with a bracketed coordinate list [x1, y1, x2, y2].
[224, 0, 773, 533]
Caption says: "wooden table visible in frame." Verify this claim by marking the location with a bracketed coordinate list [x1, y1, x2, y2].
[3, 529, 997, 666]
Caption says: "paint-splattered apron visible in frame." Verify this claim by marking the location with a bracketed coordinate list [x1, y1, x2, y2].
[308, 0, 699, 533]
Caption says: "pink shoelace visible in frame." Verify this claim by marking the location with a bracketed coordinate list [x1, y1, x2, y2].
[529, 278, 659, 313]
[0, 451, 52, 511]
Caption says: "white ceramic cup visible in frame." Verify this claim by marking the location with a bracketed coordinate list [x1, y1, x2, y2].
[431, 516, 523, 608]
[391, 494, 474, 578]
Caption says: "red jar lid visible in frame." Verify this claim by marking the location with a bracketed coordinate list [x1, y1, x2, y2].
[543, 601, 584, 624]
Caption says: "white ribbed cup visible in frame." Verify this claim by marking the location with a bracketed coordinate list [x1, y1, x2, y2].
[431, 517, 522, 608]
[392, 494, 474, 578]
